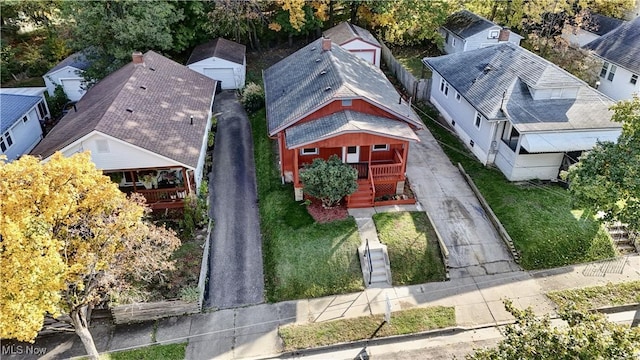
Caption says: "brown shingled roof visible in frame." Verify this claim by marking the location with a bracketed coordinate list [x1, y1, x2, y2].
[186, 38, 246, 66]
[31, 51, 217, 169]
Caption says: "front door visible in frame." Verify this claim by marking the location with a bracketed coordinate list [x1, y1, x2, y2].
[344, 146, 360, 163]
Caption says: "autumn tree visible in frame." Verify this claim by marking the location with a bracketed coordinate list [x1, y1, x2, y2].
[299, 155, 358, 208]
[467, 301, 640, 359]
[207, 0, 269, 50]
[565, 95, 640, 233]
[0, 153, 180, 359]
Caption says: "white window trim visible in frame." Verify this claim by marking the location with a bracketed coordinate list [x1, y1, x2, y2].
[300, 147, 319, 155]
[372, 144, 389, 151]
[455, 92, 461, 102]
[1, 130, 14, 152]
[440, 78, 449, 97]
[630, 74, 638, 85]
[452, 38, 456, 46]
[22, 115, 28, 123]
[607, 65, 616, 81]
[474, 112, 482, 129]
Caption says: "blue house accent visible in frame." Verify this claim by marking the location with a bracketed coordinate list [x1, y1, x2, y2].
[0, 90, 48, 161]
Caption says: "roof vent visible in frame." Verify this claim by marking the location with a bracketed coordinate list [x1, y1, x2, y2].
[140, 86, 147, 90]
[311, 46, 316, 51]
[483, 65, 492, 74]
[149, 67, 156, 71]
[324, 86, 332, 91]
[320, 70, 327, 75]
[126, 108, 134, 113]
[316, 58, 321, 62]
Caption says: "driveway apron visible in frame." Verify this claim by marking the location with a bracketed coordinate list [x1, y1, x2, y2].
[406, 127, 521, 279]
[206, 90, 264, 309]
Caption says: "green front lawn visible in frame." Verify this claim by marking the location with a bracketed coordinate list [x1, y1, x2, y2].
[416, 105, 616, 270]
[373, 212, 446, 285]
[251, 109, 363, 302]
[547, 281, 640, 309]
[101, 343, 186, 360]
[279, 306, 455, 351]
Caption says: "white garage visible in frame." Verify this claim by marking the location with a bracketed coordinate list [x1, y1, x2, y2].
[187, 38, 246, 90]
[43, 51, 91, 102]
[323, 22, 382, 68]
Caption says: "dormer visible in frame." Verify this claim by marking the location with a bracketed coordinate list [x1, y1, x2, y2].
[527, 85, 580, 100]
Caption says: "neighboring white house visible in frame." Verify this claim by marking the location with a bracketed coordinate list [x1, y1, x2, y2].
[186, 38, 246, 90]
[561, 12, 625, 48]
[583, 16, 640, 101]
[423, 42, 622, 181]
[323, 22, 382, 68]
[0, 87, 49, 161]
[440, 10, 522, 54]
[43, 51, 92, 102]
[31, 51, 217, 210]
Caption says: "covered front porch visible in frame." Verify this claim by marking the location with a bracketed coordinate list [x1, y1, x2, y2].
[104, 166, 196, 210]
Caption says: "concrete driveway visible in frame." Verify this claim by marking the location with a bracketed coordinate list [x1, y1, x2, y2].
[406, 128, 521, 279]
[205, 90, 264, 309]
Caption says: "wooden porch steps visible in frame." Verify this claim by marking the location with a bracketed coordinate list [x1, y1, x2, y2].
[348, 180, 374, 208]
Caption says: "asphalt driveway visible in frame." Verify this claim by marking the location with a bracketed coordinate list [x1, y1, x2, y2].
[205, 90, 264, 309]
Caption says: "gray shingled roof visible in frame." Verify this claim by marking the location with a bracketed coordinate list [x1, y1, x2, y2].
[580, 13, 625, 36]
[424, 42, 619, 132]
[264, 38, 420, 136]
[0, 94, 41, 133]
[583, 16, 640, 73]
[323, 22, 381, 47]
[442, 10, 497, 39]
[45, 51, 92, 75]
[186, 38, 246, 66]
[31, 51, 217, 168]
[285, 110, 418, 148]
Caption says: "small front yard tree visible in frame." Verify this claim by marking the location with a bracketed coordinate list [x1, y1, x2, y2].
[299, 155, 358, 208]
[0, 152, 180, 360]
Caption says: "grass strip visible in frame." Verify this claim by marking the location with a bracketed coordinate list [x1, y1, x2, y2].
[417, 105, 616, 270]
[373, 212, 446, 285]
[101, 343, 186, 360]
[279, 306, 455, 351]
[547, 281, 640, 309]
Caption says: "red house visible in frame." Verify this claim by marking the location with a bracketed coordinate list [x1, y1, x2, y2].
[264, 38, 422, 208]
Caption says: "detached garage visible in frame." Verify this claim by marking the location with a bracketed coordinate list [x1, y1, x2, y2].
[323, 22, 382, 68]
[43, 51, 92, 102]
[187, 38, 246, 90]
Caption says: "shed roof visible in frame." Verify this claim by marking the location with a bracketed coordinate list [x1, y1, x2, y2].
[1, 94, 41, 133]
[186, 38, 246, 66]
[31, 51, 217, 168]
[323, 22, 381, 47]
[442, 10, 497, 39]
[579, 12, 625, 36]
[583, 16, 640, 73]
[424, 43, 619, 133]
[45, 51, 92, 75]
[264, 38, 420, 136]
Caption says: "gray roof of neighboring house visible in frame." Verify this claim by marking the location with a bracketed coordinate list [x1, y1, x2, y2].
[31, 51, 217, 168]
[323, 22, 381, 47]
[45, 51, 92, 75]
[286, 110, 419, 148]
[424, 42, 619, 132]
[186, 38, 246, 66]
[580, 13, 625, 36]
[442, 10, 498, 39]
[583, 16, 640, 73]
[0, 94, 41, 133]
[264, 37, 421, 136]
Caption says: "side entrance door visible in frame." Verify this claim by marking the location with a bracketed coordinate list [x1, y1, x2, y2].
[344, 146, 360, 163]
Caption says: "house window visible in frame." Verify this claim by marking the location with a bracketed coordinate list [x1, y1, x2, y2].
[599, 62, 609, 78]
[372, 144, 389, 151]
[631, 74, 638, 85]
[488, 30, 499, 39]
[300, 147, 319, 155]
[439, 78, 449, 97]
[37, 101, 47, 119]
[474, 112, 482, 129]
[452, 38, 456, 46]
[1, 131, 14, 152]
[342, 99, 352, 106]
[607, 65, 616, 81]
[124, 171, 139, 184]
[455, 92, 461, 102]
[22, 116, 28, 123]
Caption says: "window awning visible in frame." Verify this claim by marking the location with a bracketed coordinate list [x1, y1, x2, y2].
[520, 130, 620, 153]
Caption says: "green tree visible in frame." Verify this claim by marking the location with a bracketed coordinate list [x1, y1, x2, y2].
[467, 301, 640, 359]
[565, 95, 640, 232]
[0, 153, 180, 359]
[63, 0, 185, 84]
[44, 84, 70, 120]
[299, 155, 358, 208]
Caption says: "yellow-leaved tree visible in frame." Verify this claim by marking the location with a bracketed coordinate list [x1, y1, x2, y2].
[0, 152, 180, 359]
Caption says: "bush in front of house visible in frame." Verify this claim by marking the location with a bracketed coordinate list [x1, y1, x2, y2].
[240, 82, 265, 113]
[299, 155, 358, 208]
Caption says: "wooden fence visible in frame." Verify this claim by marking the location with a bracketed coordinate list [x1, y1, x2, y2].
[380, 42, 431, 103]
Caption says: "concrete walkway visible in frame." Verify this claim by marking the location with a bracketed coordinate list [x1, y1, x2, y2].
[406, 128, 520, 278]
[9, 256, 639, 360]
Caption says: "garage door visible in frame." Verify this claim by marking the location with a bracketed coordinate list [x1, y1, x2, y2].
[352, 50, 375, 65]
[203, 68, 236, 90]
[61, 78, 85, 102]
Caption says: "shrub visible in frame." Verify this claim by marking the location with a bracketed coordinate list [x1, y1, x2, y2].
[44, 84, 70, 120]
[240, 82, 265, 113]
[299, 155, 358, 208]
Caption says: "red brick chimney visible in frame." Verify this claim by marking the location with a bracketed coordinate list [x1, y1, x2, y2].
[132, 51, 144, 66]
[498, 28, 510, 42]
[322, 38, 332, 51]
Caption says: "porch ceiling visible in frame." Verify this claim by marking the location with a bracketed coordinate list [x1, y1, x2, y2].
[285, 110, 419, 149]
[520, 130, 620, 153]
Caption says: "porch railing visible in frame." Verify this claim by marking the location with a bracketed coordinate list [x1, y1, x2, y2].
[364, 238, 372, 285]
[349, 162, 369, 179]
[135, 187, 188, 204]
[370, 163, 403, 179]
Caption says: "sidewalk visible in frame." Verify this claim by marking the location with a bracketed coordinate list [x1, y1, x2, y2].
[7, 255, 638, 360]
